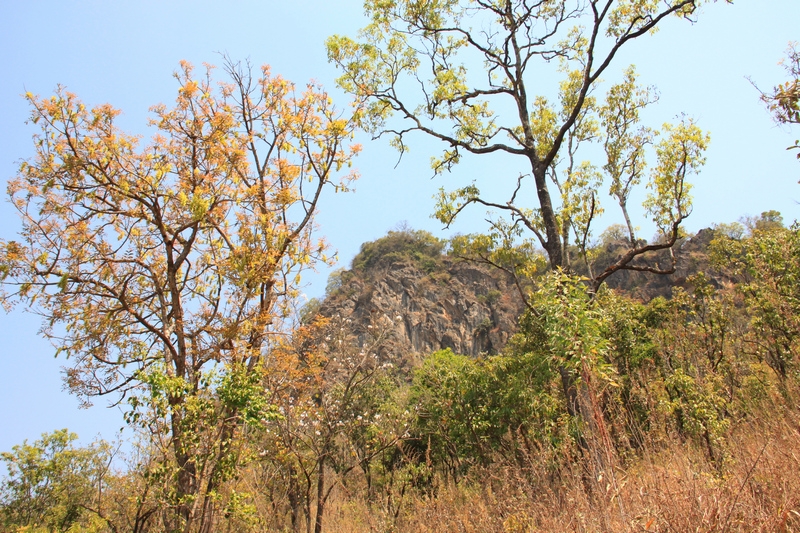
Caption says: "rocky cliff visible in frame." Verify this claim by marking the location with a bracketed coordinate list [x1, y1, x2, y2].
[315, 228, 723, 362]
[596, 228, 726, 299]
[317, 230, 525, 362]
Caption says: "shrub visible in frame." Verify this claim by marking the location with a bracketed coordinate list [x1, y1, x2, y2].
[352, 229, 445, 272]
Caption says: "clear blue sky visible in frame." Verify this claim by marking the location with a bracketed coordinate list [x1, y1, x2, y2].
[1, 0, 798, 452]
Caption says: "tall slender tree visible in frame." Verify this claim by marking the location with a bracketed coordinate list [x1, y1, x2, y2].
[327, 0, 715, 290]
[0, 59, 361, 532]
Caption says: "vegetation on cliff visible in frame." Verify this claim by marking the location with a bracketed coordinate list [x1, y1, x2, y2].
[4, 218, 799, 532]
[2, 0, 799, 529]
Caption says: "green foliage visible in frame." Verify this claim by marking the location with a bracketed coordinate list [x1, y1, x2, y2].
[642, 275, 753, 462]
[299, 297, 322, 324]
[351, 229, 445, 272]
[324, 267, 349, 296]
[711, 222, 800, 380]
[0, 430, 112, 533]
[663, 368, 729, 452]
[221, 490, 260, 531]
[712, 221, 746, 240]
[448, 231, 546, 282]
[524, 272, 662, 451]
[742, 210, 785, 235]
[528, 272, 612, 372]
[409, 349, 486, 475]
[406, 264, 790, 477]
[476, 289, 502, 306]
[409, 274, 645, 477]
[217, 364, 278, 428]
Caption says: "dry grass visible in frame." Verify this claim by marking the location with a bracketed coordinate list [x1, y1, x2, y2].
[317, 405, 800, 533]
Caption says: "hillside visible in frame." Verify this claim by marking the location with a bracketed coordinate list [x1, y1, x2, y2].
[315, 227, 724, 360]
[317, 229, 526, 362]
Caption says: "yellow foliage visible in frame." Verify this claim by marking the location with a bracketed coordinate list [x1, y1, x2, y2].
[1, 57, 365, 531]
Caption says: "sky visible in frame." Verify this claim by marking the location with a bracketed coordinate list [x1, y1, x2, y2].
[0, 0, 798, 454]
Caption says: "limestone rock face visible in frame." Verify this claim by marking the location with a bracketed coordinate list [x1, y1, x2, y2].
[319, 257, 525, 360]
[315, 227, 724, 363]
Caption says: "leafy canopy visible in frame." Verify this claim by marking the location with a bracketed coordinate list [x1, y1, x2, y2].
[0, 58, 362, 529]
[328, 0, 716, 287]
[0, 430, 113, 533]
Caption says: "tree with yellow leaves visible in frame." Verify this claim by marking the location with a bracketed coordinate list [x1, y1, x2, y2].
[762, 42, 800, 160]
[0, 58, 361, 532]
[327, 0, 716, 291]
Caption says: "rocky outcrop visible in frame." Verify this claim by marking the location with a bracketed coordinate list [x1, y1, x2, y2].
[319, 256, 525, 361]
[598, 228, 727, 300]
[316, 227, 725, 364]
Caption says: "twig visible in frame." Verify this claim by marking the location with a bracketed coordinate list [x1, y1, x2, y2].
[720, 439, 770, 533]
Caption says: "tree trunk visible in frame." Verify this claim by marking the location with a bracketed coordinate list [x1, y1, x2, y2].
[170, 408, 198, 531]
[531, 163, 565, 271]
[558, 365, 589, 453]
[313, 457, 326, 533]
[288, 465, 303, 533]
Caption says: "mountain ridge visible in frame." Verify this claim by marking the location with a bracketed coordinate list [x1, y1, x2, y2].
[315, 227, 725, 361]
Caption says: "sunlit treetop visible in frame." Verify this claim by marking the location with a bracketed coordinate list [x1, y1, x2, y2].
[0, 59, 362, 404]
[328, 0, 720, 292]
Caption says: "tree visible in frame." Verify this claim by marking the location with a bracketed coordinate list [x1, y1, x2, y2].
[742, 210, 784, 234]
[761, 43, 800, 160]
[263, 314, 404, 533]
[712, 222, 800, 381]
[327, 0, 713, 290]
[0, 59, 361, 532]
[0, 430, 114, 533]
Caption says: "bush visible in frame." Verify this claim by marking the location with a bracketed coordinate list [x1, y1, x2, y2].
[352, 229, 445, 272]
[0, 430, 113, 532]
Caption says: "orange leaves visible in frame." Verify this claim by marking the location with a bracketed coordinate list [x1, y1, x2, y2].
[3, 58, 364, 417]
[268, 316, 331, 392]
[180, 80, 200, 98]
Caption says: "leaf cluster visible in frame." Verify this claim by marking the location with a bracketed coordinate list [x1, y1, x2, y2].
[762, 43, 800, 160]
[351, 228, 446, 273]
[0, 430, 113, 533]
